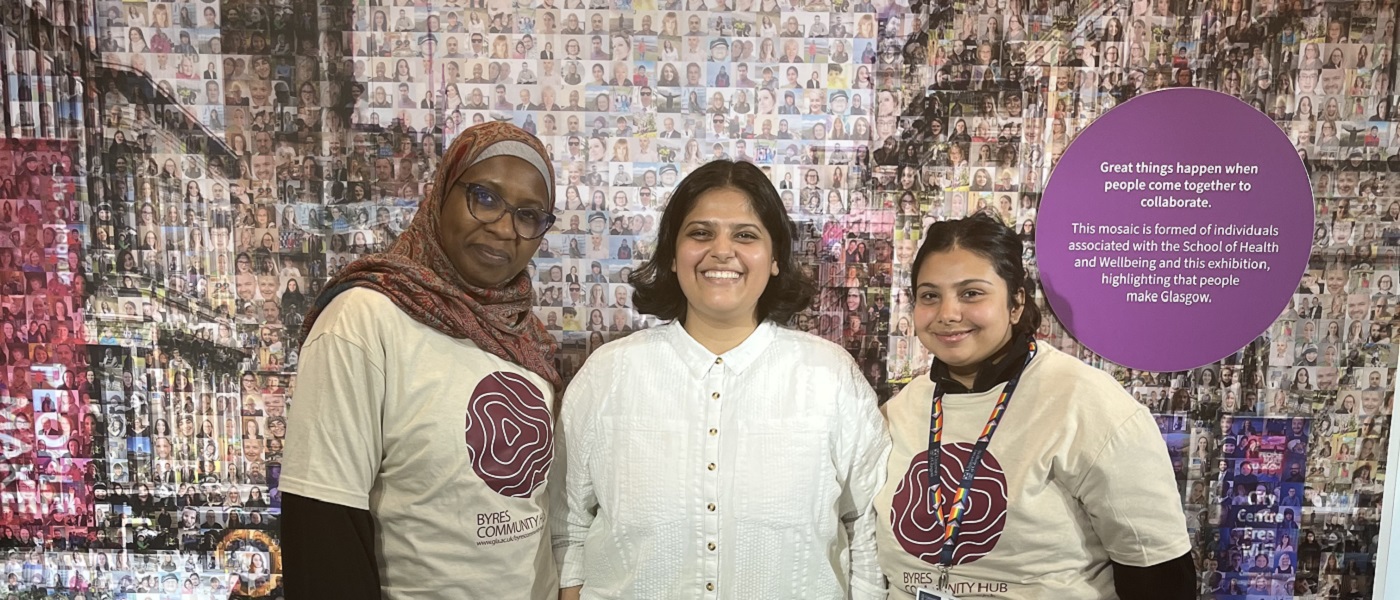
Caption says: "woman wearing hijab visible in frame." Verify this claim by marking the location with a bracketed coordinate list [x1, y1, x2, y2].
[275, 278, 303, 313]
[279, 278, 307, 326]
[282, 122, 562, 599]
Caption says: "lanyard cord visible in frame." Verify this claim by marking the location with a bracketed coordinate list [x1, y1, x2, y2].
[927, 339, 1038, 577]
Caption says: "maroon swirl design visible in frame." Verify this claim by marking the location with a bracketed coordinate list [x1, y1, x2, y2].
[464, 372, 554, 498]
[890, 443, 1009, 565]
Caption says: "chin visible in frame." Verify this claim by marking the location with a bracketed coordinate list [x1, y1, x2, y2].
[688, 298, 758, 322]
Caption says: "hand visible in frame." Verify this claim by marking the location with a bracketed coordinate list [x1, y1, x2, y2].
[559, 586, 582, 600]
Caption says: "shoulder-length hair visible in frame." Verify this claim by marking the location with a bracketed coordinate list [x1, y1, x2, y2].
[630, 159, 815, 324]
[911, 210, 1043, 337]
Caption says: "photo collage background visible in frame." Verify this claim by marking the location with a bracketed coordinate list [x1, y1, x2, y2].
[1, 0, 1400, 596]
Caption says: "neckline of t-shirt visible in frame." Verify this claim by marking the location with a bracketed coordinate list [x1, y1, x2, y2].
[936, 349, 1047, 405]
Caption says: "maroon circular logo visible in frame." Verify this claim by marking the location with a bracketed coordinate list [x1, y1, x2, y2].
[890, 443, 1008, 565]
[464, 371, 553, 498]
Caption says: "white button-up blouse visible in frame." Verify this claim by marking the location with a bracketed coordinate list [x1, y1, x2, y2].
[552, 320, 891, 599]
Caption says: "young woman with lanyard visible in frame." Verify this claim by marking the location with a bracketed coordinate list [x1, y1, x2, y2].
[552, 160, 890, 598]
[280, 122, 563, 598]
[875, 212, 1194, 599]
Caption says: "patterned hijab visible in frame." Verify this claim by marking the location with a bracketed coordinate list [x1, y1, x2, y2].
[301, 122, 561, 390]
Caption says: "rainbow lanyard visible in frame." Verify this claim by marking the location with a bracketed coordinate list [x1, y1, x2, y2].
[927, 340, 1037, 591]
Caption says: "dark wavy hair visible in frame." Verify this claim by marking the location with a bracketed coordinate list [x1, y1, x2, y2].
[910, 210, 1043, 337]
[630, 160, 815, 324]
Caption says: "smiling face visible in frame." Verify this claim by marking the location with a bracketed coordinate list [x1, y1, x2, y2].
[1325, 269, 1348, 291]
[913, 246, 1023, 383]
[1348, 293, 1369, 319]
[438, 156, 550, 289]
[1362, 390, 1383, 414]
[672, 188, 778, 329]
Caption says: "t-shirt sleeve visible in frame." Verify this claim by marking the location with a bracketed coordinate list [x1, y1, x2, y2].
[1074, 408, 1192, 567]
[279, 294, 387, 511]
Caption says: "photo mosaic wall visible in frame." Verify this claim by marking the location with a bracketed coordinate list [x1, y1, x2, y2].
[0, 0, 1398, 596]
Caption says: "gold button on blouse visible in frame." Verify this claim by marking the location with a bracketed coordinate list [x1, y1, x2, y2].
[706, 583, 714, 591]
[707, 462, 716, 471]
[708, 428, 718, 436]
[707, 503, 716, 511]
[714, 357, 723, 365]
[711, 392, 720, 400]
[708, 542, 716, 551]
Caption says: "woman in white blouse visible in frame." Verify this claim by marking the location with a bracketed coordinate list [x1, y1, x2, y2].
[552, 160, 890, 599]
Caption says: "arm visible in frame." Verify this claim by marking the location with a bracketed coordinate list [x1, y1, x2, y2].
[550, 369, 598, 592]
[279, 295, 388, 593]
[1074, 410, 1194, 596]
[838, 362, 893, 600]
[1112, 552, 1197, 599]
[282, 493, 382, 600]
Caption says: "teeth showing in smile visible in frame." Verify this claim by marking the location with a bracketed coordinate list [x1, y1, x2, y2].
[938, 331, 971, 342]
[704, 271, 741, 279]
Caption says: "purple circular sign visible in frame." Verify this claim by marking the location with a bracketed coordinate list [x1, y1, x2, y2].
[1036, 88, 1313, 373]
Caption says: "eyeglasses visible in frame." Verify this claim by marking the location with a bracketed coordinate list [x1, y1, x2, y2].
[461, 182, 556, 239]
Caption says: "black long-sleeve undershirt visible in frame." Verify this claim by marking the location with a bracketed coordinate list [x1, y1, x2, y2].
[282, 493, 382, 600]
[1113, 552, 1198, 599]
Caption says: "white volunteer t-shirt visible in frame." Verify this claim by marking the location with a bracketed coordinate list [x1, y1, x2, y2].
[281, 287, 558, 599]
[876, 342, 1191, 599]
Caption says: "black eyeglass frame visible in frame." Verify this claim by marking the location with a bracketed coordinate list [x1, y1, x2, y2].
[459, 182, 556, 239]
